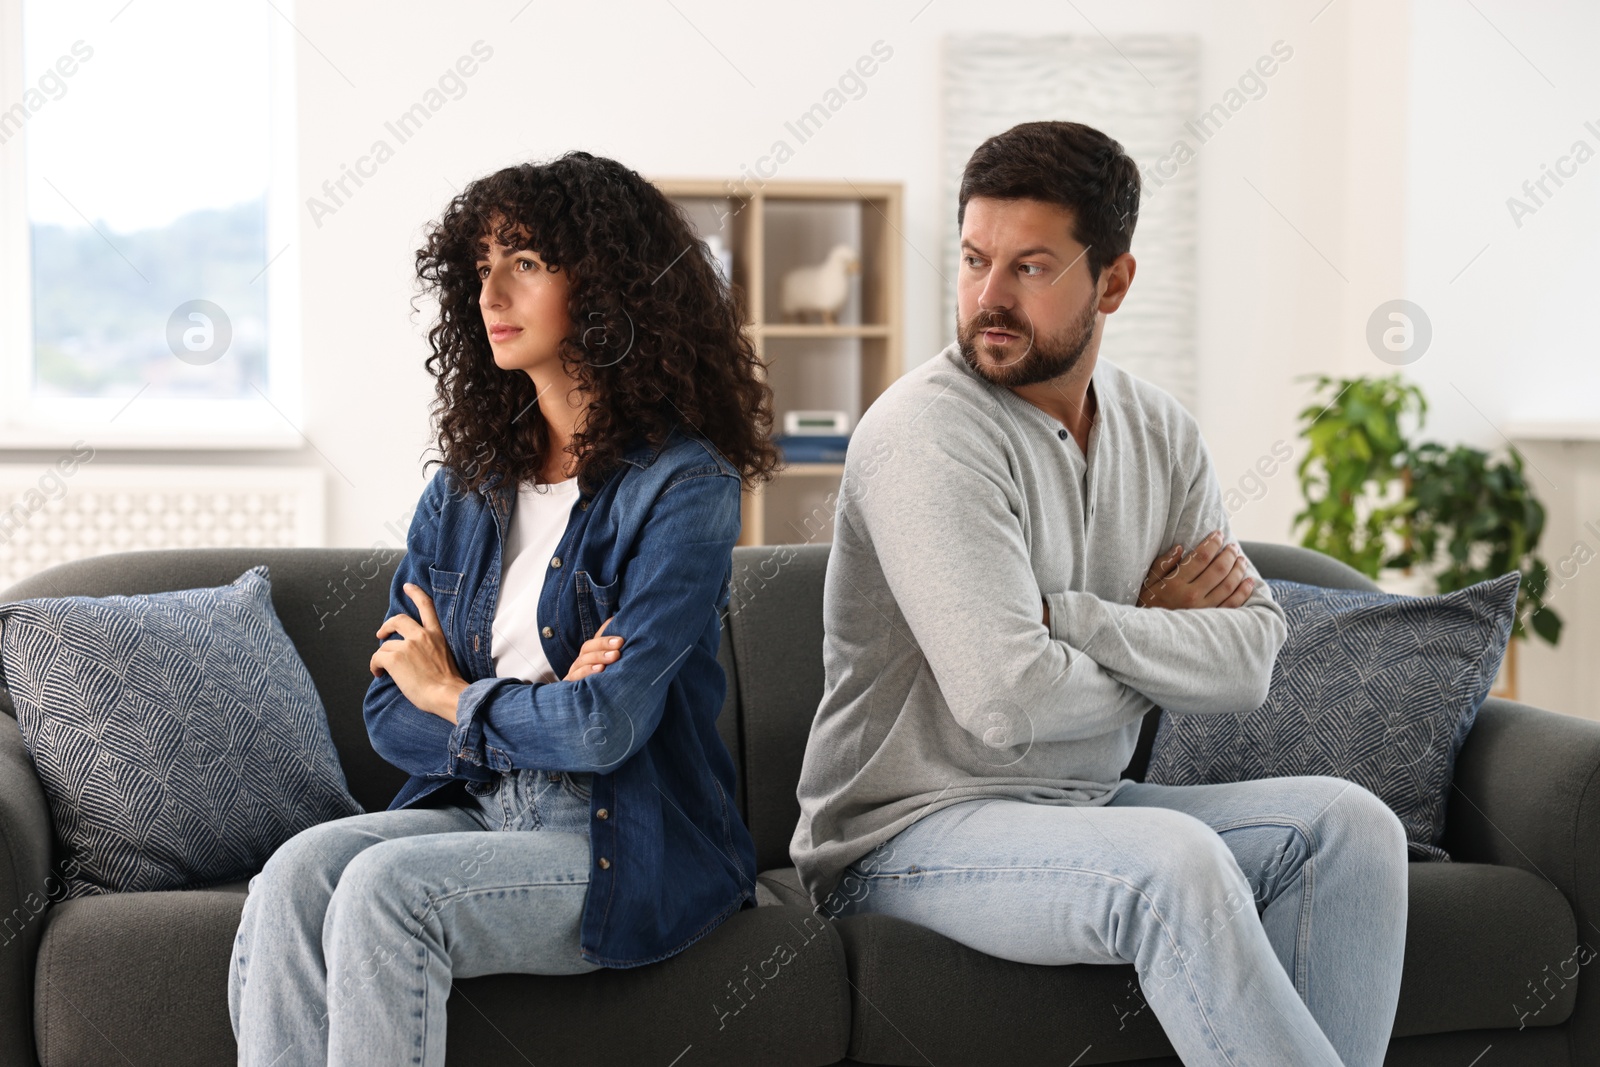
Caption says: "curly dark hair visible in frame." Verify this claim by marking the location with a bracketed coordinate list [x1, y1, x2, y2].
[413, 150, 781, 497]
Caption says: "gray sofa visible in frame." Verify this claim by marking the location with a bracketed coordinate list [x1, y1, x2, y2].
[0, 540, 1594, 1066]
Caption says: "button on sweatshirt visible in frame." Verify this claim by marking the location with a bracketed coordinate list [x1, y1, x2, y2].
[789, 342, 1289, 910]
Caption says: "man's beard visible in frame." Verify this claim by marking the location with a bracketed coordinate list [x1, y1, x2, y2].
[957, 291, 1099, 389]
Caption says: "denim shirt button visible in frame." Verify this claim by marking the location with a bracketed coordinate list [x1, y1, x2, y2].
[541, 625, 553, 638]
[550, 556, 562, 568]
[596, 808, 609, 819]
[598, 857, 611, 869]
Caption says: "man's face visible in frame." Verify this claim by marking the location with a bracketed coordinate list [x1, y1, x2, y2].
[955, 196, 1103, 389]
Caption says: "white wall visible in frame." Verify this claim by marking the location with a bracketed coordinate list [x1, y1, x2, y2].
[1402, 0, 1600, 717]
[1405, 0, 1600, 436]
[68, 0, 1589, 707]
[287, 0, 1406, 557]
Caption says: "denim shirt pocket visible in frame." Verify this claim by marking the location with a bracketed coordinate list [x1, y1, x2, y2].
[426, 565, 465, 630]
[575, 570, 619, 640]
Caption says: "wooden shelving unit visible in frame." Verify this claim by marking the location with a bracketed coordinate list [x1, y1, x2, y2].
[651, 178, 904, 547]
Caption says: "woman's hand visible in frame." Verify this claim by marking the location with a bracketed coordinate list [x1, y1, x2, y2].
[370, 583, 470, 723]
[566, 615, 624, 681]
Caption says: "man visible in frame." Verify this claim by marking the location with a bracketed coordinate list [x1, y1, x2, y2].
[789, 121, 1408, 1066]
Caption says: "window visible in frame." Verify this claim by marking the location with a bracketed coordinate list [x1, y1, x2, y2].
[0, 0, 302, 446]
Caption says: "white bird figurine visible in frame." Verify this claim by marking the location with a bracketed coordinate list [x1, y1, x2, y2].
[780, 244, 861, 325]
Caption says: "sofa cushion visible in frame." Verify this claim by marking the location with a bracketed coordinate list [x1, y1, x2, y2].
[1144, 575, 1519, 860]
[0, 565, 363, 896]
[836, 913, 1177, 1064]
[34, 886, 246, 1067]
[446, 901, 853, 1065]
[1396, 861, 1578, 1035]
[757, 865, 811, 908]
[820, 859, 1573, 1063]
[34, 884, 852, 1067]
[727, 544, 831, 872]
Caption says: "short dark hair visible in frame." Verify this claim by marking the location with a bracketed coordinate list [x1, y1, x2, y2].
[957, 121, 1141, 282]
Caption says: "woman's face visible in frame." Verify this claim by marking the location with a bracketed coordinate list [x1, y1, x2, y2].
[475, 224, 572, 376]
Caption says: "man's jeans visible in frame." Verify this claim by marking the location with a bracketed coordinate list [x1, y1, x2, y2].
[832, 774, 1408, 1067]
[228, 767, 603, 1067]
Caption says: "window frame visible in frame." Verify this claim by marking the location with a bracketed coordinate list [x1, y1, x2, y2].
[0, 0, 304, 450]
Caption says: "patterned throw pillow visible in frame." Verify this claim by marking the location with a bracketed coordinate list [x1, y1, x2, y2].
[0, 565, 363, 896]
[1144, 574, 1520, 861]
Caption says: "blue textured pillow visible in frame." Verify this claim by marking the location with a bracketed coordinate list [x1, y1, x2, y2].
[1144, 573, 1519, 861]
[0, 565, 363, 896]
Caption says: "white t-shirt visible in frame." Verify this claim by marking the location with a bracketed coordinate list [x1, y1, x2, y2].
[491, 476, 581, 683]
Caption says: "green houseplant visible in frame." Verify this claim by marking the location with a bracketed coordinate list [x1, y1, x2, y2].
[1395, 442, 1562, 646]
[1293, 373, 1561, 648]
[1292, 374, 1426, 578]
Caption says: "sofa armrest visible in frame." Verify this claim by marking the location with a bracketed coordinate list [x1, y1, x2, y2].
[1443, 695, 1600, 1052]
[0, 714, 54, 1067]
[1444, 697, 1600, 882]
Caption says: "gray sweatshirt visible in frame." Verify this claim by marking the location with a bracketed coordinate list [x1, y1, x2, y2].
[788, 342, 1288, 910]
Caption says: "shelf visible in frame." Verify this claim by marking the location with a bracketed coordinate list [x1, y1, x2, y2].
[653, 177, 902, 547]
[759, 324, 891, 338]
[760, 181, 901, 201]
[772, 462, 845, 477]
[1504, 421, 1600, 442]
[644, 178, 750, 199]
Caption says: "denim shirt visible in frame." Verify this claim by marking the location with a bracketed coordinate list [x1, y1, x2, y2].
[362, 425, 759, 967]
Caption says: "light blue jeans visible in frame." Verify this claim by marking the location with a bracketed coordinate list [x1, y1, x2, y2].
[228, 767, 603, 1067]
[832, 774, 1408, 1067]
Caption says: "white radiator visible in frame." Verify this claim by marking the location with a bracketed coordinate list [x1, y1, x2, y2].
[0, 462, 325, 592]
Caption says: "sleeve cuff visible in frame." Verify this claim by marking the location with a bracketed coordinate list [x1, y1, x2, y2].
[1045, 589, 1118, 655]
[446, 676, 517, 776]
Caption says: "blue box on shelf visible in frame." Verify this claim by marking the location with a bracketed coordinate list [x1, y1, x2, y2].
[776, 434, 851, 463]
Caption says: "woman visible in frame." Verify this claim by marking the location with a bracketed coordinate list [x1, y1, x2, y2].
[228, 151, 780, 1066]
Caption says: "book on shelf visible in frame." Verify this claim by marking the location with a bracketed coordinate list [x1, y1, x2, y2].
[774, 434, 850, 464]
